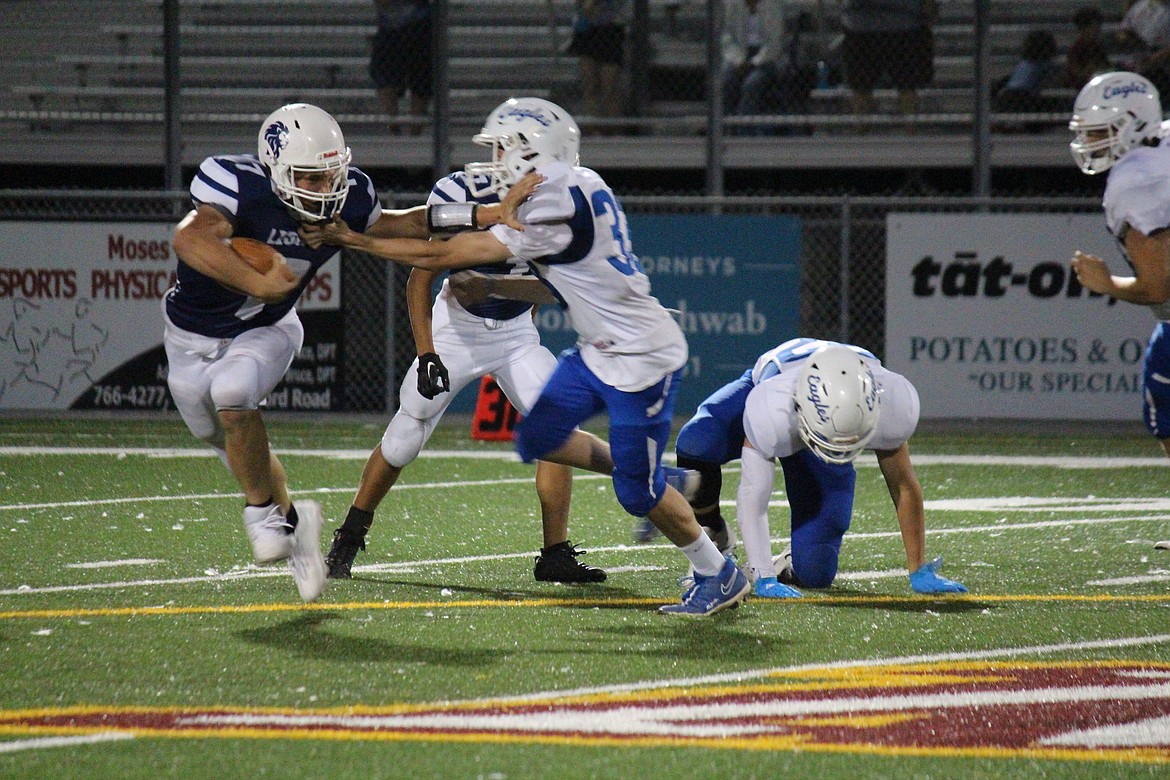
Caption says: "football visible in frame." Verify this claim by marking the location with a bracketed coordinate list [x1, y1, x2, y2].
[229, 237, 282, 274]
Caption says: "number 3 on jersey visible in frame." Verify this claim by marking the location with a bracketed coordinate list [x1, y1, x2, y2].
[591, 189, 643, 276]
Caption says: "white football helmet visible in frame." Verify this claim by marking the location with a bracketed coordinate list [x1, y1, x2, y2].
[258, 103, 352, 223]
[465, 97, 581, 197]
[1069, 71, 1163, 175]
[794, 345, 880, 465]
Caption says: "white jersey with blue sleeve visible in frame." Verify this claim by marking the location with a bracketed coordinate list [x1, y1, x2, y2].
[1103, 129, 1170, 321]
[742, 339, 920, 459]
[488, 161, 687, 391]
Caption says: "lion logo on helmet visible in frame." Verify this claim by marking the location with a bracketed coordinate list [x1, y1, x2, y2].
[263, 121, 289, 160]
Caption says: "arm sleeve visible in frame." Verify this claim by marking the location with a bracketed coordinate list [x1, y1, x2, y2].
[737, 444, 779, 580]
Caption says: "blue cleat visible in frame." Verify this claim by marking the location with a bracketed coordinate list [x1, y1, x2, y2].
[660, 556, 750, 616]
[753, 576, 802, 599]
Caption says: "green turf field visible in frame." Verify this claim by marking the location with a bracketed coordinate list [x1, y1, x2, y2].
[1, 414, 1168, 779]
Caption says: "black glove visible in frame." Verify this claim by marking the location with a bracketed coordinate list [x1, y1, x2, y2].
[417, 352, 450, 399]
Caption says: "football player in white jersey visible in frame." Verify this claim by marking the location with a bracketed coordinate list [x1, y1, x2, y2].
[1069, 71, 1170, 551]
[166, 103, 527, 602]
[665, 339, 967, 597]
[304, 97, 751, 616]
[322, 163, 605, 584]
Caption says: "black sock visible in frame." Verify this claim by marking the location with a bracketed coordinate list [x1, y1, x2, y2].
[284, 503, 299, 534]
[340, 506, 374, 537]
[696, 508, 727, 534]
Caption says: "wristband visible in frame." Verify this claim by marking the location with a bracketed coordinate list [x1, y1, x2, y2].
[426, 202, 479, 235]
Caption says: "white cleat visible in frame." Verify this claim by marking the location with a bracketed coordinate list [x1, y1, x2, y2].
[772, 547, 796, 585]
[288, 500, 327, 603]
[1156, 540, 1170, 550]
[244, 503, 294, 564]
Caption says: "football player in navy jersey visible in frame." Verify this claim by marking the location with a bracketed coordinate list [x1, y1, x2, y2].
[1069, 72, 1170, 551]
[320, 164, 606, 584]
[164, 103, 530, 602]
[659, 338, 966, 598]
[303, 98, 751, 616]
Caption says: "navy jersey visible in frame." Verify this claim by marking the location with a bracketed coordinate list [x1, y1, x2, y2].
[427, 172, 534, 322]
[165, 153, 381, 338]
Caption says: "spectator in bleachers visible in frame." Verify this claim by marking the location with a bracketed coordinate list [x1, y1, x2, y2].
[1120, 0, 1170, 54]
[720, 2, 817, 134]
[1065, 6, 1112, 88]
[992, 29, 1066, 132]
[566, 1, 629, 124]
[369, 0, 432, 134]
[841, 0, 936, 122]
[720, 0, 785, 122]
[1119, 0, 1170, 98]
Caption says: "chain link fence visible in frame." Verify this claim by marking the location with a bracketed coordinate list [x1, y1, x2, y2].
[0, 189, 1100, 412]
[0, 0, 1119, 412]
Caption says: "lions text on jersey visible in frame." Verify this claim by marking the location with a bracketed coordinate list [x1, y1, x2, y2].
[165, 154, 380, 339]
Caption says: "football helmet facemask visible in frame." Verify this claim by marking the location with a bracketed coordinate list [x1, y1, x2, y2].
[794, 345, 880, 465]
[1069, 71, 1163, 175]
[258, 103, 352, 223]
[465, 97, 581, 197]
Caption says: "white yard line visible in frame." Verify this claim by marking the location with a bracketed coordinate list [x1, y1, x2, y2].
[0, 732, 135, 754]
[2, 447, 1167, 469]
[473, 634, 1170, 704]
[2, 510, 1166, 596]
[2, 448, 1167, 595]
[0, 474, 612, 512]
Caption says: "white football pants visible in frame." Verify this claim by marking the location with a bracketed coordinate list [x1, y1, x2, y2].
[381, 285, 557, 468]
[163, 305, 303, 460]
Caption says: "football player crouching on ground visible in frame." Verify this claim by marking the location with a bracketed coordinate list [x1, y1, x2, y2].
[319, 100, 605, 585]
[646, 338, 968, 597]
[303, 97, 751, 616]
[165, 103, 530, 602]
[1068, 71, 1170, 551]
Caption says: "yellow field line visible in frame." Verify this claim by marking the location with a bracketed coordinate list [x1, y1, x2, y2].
[0, 723, 1166, 765]
[1, 593, 1169, 621]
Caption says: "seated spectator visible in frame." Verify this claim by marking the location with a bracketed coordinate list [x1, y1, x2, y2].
[993, 29, 1066, 132]
[721, 0, 786, 123]
[1121, 0, 1170, 96]
[1119, 0, 1170, 56]
[996, 30, 1060, 104]
[1065, 6, 1112, 87]
[721, 2, 817, 135]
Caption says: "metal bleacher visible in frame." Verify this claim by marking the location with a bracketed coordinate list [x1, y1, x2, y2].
[0, 0, 1113, 173]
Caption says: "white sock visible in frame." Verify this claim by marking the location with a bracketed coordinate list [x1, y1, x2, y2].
[680, 533, 726, 577]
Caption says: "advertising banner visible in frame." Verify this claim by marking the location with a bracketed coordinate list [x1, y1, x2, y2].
[0, 222, 342, 410]
[885, 213, 1153, 419]
[532, 213, 802, 414]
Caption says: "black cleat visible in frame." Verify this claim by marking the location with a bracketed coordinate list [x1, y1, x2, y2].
[325, 528, 365, 579]
[534, 541, 607, 584]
